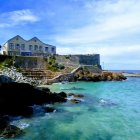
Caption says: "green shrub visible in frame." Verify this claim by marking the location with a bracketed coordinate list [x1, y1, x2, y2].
[65, 56, 70, 59]
[58, 64, 65, 70]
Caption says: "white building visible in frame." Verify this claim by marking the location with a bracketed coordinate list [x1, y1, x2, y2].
[1, 35, 56, 56]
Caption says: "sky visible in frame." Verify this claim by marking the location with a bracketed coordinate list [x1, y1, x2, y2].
[0, 0, 140, 70]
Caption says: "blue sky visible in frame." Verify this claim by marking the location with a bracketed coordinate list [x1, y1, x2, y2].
[0, 0, 140, 70]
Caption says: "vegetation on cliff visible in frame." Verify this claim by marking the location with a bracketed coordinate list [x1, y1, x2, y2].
[0, 55, 15, 69]
[46, 56, 65, 72]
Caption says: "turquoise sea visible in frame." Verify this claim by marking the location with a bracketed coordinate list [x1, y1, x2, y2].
[7, 77, 140, 140]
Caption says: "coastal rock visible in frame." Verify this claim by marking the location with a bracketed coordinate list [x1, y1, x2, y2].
[44, 107, 55, 113]
[74, 69, 127, 82]
[0, 117, 22, 139]
[58, 92, 67, 98]
[50, 92, 67, 103]
[0, 82, 67, 117]
[0, 125, 22, 138]
[0, 117, 9, 130]
[39, 87, 51, 93]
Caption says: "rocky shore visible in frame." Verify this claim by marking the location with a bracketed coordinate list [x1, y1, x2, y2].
[74, 70, 127, 82]
[0, 66, 127, 138]
[47, 68, 127, 84]
[0, 81, 68, 138]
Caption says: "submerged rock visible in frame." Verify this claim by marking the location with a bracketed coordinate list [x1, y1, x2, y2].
[98, 99, 117, 106]
[70, 99, 81, 104]
[61, 87, 85, 90]
[68, 93, 84, 98]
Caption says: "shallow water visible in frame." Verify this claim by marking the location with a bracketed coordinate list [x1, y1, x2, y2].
[6, 77, 140, 140]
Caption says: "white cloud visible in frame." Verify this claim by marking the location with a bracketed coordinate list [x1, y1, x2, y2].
[57, 44, 140, 56]
[0, 9, 39, 28]
[55, 0, 140, 45]
[54, 0, 140, 69]
[57, 44, 140, 69]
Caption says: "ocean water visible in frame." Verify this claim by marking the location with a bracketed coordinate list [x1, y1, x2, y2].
[110, 70, 140, 74]
[6, 77, 140, 140]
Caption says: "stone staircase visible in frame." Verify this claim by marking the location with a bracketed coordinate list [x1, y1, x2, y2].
[21, 69, 61, 80]
[20, 65, 82, 83]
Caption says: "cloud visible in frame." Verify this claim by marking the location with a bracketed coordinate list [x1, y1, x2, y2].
[54, 0, 140, 45]
[57, 44, 140, 56]
[53, 0, 140, 69]
[0, 9, 39, 28]
[57, 44, 140, 69]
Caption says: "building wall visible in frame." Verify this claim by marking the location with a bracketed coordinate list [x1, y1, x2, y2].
[2, 36, 56, 56]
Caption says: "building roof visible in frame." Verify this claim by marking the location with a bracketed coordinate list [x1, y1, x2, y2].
[2, 35, 56, 47]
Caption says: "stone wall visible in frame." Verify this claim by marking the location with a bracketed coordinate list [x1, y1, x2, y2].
[56, 54, 101, 67]
[15, 56, 46, 69]
[76, 54, 100, 66]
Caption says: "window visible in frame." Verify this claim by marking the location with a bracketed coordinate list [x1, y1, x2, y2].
[21, 44, 25, 50]
[34, 45, 38, 51]
[52, 47, 55, 53]
[45, 47, 48, 52]
[39, 46, 42, 51]
[9, 43, 14, 49]
[15, 44, 20, 49]
[29, 45, 33, 51]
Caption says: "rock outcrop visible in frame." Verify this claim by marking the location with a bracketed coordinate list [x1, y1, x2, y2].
[74, 70, 127, 82]
[0, 82, 67, 117]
